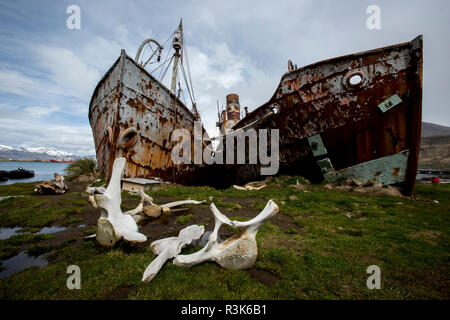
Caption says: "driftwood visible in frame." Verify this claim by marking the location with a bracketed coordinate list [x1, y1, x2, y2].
[173, 199, 279, 269]
[93, 158, 147, 248]
[142, 225, 204, 282]
[35, 173, 68, 195]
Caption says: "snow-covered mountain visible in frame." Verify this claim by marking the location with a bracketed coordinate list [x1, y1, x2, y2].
[0, 144, 81, 160]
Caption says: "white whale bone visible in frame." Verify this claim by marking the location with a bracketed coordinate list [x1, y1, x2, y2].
[142, 225, 204, 282]
[94, 158, 147, 248]
[173, 200, 278, 269]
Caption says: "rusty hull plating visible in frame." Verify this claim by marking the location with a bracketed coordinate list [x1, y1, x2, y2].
[214, 35, 423, 195]
[89, 49, 210, 184]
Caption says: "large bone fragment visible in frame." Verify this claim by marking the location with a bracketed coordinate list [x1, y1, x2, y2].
[126, 195, 205, 221]
[142, 225, 204, 282]
[35, 173, 68, 195]
[94, 158, 147, 248]
[173, 200, 279, 270]
[233, 184, 266, 191]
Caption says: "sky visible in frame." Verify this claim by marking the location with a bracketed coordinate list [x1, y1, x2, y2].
[0, 0, 449, 156]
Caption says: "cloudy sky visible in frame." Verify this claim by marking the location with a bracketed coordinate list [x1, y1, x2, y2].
[0, 0, 449, 155]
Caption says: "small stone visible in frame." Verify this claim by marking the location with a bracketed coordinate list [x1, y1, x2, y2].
[288, 195, 299, 201]
[345, 213, 352, 218]
[143, 204, 162, 218]
[433, 200, 439, 204]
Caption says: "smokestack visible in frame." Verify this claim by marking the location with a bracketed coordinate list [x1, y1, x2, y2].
[244, 107, 249, 117]
[226, 94, 240, 122]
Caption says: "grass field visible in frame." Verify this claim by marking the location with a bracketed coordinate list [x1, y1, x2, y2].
[0, 177, 448, 299]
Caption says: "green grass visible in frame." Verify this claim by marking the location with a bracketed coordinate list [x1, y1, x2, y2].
[175, 214, 193, 225]
[0, 233, 55, 260]
[26, 244, 54, 256]
[62, 217, 84, 226]
[0, 195, 85, 228]
[0, 182, 449, 299]
[0, 182, 36, 196]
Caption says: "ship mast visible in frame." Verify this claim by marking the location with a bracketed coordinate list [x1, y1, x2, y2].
[170, 19, 183, 94]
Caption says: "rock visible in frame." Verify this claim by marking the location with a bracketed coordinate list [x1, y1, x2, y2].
[433, 200, 440, 204]
[288, 195, 299, 201]
[347, 178, 362, 187]
[289, 183, 307, 190]
[143, 204, 163, 218]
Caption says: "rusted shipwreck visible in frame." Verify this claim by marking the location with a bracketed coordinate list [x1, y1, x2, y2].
[89, 21, 209, 184]
[213, 35, 423, 195]
[89, 20, 422, 195]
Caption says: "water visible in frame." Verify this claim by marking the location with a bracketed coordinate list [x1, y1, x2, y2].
[417, 174, 450, 184]
[0, 226, 67, 240]
[0, 227, 21, 240]
[0, 161, 70, 185]
[36, 226, 67, 234]
[0, 251, 48, 279]
[0, 226, 67, 278]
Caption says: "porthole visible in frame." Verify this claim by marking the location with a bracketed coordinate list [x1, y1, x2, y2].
[118, 127, 138, 149]
[343, 70, 366, 90]
[270, 104, 280, 115]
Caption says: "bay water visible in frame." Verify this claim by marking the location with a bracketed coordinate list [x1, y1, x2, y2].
[0, 161, 70, 185]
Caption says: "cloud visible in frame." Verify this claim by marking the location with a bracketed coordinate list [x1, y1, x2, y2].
[33, 45, 100, 101]
[0, 0, 449, 157]
[0, 69, 45, 97]
[23, 105, 61, 117]
[0, 106, 94, 155]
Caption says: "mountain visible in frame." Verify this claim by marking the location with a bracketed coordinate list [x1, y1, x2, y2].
[0, 145, 81, 160]
[419, 122, 450, 169]
[421, 122, 450, 138]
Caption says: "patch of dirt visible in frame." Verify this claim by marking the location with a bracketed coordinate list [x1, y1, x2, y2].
[408, 230, 441, 244]
[103, 286, 133, 300]
[260, 235, 302, 253]
[246, 268, 279, 287]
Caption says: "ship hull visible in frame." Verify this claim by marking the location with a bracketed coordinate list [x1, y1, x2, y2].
[89, 50, 209, 184]
[213, 36, 423, 195]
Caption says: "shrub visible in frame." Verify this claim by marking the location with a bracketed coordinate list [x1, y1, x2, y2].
[65, 158, 98, 181]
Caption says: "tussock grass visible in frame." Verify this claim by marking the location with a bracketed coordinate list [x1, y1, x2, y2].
[65, 158, 98, 181]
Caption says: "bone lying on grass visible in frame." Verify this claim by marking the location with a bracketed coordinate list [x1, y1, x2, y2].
[91, 158, 147, 248]
[233, 184, 266, 191]
[35, 173, 68, 195]
[173, 199, 279, 269]
[142, 224, 204, 283]
[85, 161, 206, 242]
